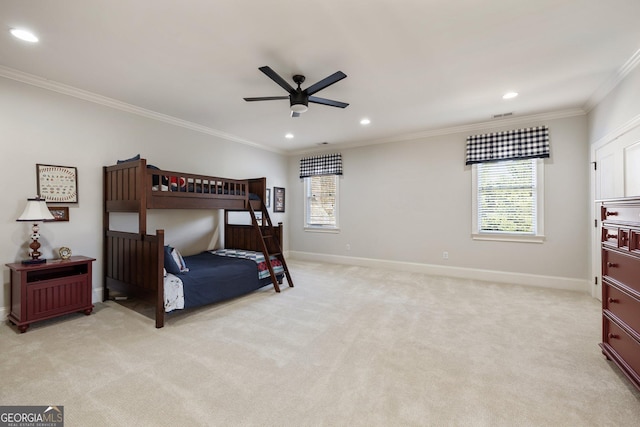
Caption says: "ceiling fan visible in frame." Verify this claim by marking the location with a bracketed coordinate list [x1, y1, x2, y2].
[244, 66, 349, 117]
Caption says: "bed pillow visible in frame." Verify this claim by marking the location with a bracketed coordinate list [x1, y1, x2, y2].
[116, 154, 140, 164]
[164, 246, 181, 274]
[171, 247, 189, 272]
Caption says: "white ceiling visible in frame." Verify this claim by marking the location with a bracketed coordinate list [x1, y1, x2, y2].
[1, 0, 640, 154]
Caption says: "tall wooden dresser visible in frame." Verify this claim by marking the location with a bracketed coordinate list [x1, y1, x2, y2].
[600, 197, 640, 391]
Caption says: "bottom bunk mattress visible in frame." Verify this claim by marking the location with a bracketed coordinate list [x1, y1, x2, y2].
[164, 251, 283, 312]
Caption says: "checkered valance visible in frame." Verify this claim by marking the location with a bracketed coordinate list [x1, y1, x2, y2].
[299, 153, 343, 178]
[465, 126, 550, 165]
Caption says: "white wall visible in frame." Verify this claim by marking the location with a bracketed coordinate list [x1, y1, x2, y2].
[0, 76, 289, 310]
[288, 114, 591, 291]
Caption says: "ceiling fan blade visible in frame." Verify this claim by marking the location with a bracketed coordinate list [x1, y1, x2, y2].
[291, 111, 301, 118]
[258, 66, 295, 94]
[305, 71, 347, 96]
[244, 96, 290, 102]
[308, 96, 349, 108]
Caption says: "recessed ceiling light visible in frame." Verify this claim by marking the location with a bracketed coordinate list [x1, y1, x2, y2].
[503, 91, 518, 100]
[10, 28, 39, 43]
[285, 133, 294, 139]
[360, 118, 371, 125]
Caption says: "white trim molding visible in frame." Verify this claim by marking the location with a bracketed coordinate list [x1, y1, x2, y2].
[584, 48, 640, 113]
[93, 287, 104, 304]
[290, 251, 589, 293]
[0, 65, 282, 154]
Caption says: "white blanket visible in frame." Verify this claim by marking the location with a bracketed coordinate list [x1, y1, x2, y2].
[164, 273, 185, 313]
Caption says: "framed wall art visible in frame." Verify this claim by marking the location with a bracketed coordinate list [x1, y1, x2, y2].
[274, 187, 285, 213]
[46, 206, 69, 222]
[37, 164, 78, 203]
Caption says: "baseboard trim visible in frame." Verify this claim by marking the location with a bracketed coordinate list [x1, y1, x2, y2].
[93, 287, 104, 304]
[289, 251, 589, 293]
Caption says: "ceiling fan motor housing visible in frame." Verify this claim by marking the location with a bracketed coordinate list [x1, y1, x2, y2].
[290, 91, 309, 113]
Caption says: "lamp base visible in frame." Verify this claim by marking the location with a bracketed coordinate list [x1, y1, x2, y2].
[22, 258, 46, 265]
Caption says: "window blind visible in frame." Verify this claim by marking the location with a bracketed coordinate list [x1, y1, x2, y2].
[466, 126, 549, 165]
[307, 175, 337, 227]
[477, 159, 536, 234]
[299, 153, 343, 178]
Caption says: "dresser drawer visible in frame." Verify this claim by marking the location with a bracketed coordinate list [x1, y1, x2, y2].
[603, 317, 640, 379]
[602, 204, 640, 224]
[602, 249, 640, 293]
[631, 230, 640, 253]
[603, 281, 640, 337]
[601, 226, 620, 247]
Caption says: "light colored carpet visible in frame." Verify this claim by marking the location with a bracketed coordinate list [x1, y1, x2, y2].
[1, 260, 639, 426]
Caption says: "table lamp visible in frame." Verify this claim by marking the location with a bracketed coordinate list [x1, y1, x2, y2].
[16, 196, 55, 264]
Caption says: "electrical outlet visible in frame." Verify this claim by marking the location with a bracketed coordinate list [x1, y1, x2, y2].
[442, 251, 449, 259]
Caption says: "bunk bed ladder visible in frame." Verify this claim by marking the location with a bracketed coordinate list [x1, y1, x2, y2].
[247, 199, 294, 293]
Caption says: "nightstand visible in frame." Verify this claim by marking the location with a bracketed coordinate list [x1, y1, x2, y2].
[6, 255, 95, 333]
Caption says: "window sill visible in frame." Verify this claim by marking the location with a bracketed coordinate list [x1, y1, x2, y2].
[472, 233, 545, 243]
[304, 226, 340, 234]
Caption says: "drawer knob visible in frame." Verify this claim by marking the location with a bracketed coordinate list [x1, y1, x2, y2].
[606, 211, 619, 217]
[608, 298, 619, 304]
[607, 234, 617, 239]
[608, 333, 620, 339]
[607, 262, 618, 268]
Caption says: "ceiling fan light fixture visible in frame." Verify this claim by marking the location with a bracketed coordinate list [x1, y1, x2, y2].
[290, 103, 308, 113]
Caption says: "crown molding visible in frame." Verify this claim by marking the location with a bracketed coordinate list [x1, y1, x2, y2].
[287, 108, 586, 156]
[0, 65, 284, 154]
[583, 47, 640, 113]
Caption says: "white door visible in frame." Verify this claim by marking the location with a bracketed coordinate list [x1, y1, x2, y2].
[592, 127, 640, 299]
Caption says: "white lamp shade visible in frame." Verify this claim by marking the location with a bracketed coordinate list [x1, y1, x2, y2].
[17, 198, 55, 221]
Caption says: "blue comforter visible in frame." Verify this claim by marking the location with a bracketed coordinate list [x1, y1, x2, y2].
[178, 252, 272, 309]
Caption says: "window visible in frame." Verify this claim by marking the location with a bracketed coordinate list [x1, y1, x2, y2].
[305, 175, 338, 231]
[472, 158, 544, 242]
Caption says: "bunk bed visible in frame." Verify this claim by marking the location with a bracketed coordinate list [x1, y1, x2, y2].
[103, 158, 292, 328]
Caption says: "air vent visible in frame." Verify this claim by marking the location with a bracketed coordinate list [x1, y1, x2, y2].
[316, 142, 329, 145]
[493, 112, 514, 119]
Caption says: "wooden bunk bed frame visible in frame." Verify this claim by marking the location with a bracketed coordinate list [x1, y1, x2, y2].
[103, 158, 289, 328]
